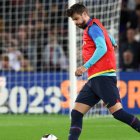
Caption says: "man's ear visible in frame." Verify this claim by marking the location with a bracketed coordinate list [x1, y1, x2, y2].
[82, 11, 87, 17]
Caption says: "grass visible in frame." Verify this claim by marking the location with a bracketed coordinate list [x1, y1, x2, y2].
[0, 114, 139, 140]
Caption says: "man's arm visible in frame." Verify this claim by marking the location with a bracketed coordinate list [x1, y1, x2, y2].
[83, 23, 107, 69]
[75, 24, 107, 76]
[75, 24, 118, 76]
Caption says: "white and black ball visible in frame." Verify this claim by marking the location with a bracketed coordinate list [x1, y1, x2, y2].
[41, 134, 58, 140]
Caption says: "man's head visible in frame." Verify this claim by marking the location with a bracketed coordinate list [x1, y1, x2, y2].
[123, 49, 133, 65]
[66, 3, 90, 29]
[126, 27, 135, 43]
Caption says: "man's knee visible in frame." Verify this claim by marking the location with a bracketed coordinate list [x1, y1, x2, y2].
[109, 102, 123, 114]
[74, 103, 91, 114]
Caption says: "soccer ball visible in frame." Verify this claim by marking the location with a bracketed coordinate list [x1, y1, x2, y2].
[41, 134, 58, 140]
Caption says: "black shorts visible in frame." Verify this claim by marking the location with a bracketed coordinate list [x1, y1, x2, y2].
[75, 76, 121, 108]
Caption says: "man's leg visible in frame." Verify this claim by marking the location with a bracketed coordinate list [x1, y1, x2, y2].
[68, 103, 91, 140]
[93, 76, 140, 133]
[68, 81, 100, 140]
[109, 102, 140, 132]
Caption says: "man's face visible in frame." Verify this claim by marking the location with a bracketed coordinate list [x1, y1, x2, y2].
[71, 12, 87, 29]
[126, 29, 135, 42]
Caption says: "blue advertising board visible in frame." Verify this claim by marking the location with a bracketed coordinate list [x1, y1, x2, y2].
[0, 71, 140, 114]
[119, 72, 140, 114]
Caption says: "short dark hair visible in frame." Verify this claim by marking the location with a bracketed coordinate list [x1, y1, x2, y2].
[66, 3, 88, 17]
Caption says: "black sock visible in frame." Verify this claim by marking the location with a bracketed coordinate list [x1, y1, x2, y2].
[68, 110, 83, 140]
[112, 109, 140, 132]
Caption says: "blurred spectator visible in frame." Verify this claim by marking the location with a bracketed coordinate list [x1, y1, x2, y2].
[135, 4, 140, 42]
[1, 32, 13, 47]
[28, 0, 48, 71]
[121, 50, 136, 71]
[16, 24, 37, 71]
[17, 24, 28, 46]
[119, 27, 140, 71]
[0, 54, 12, 71]
[120, 0, 138, 42]
[20, 57, 34, 71]
[46, 2, 68, 55]
[48, 3, 61, 25]
[0, 32, 18, 54]
[6, 47, 23, 71]
[3, 0, 25, 33]
[43, 27, 68, 71]
[28, 0, 47, 30]
[127, 0, 136, 11]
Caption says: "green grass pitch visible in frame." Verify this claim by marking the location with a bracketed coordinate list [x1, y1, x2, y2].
[0, 115, 139, 140]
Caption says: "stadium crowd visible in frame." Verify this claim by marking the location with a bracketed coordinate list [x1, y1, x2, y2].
[0, 0, 140, 72]
[119, 0, 140, 71]
[0, 0, 68, 71]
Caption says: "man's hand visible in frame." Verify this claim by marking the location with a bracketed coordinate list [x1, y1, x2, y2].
[114, 45, 118, 53]
[75, 66, 87, 76]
